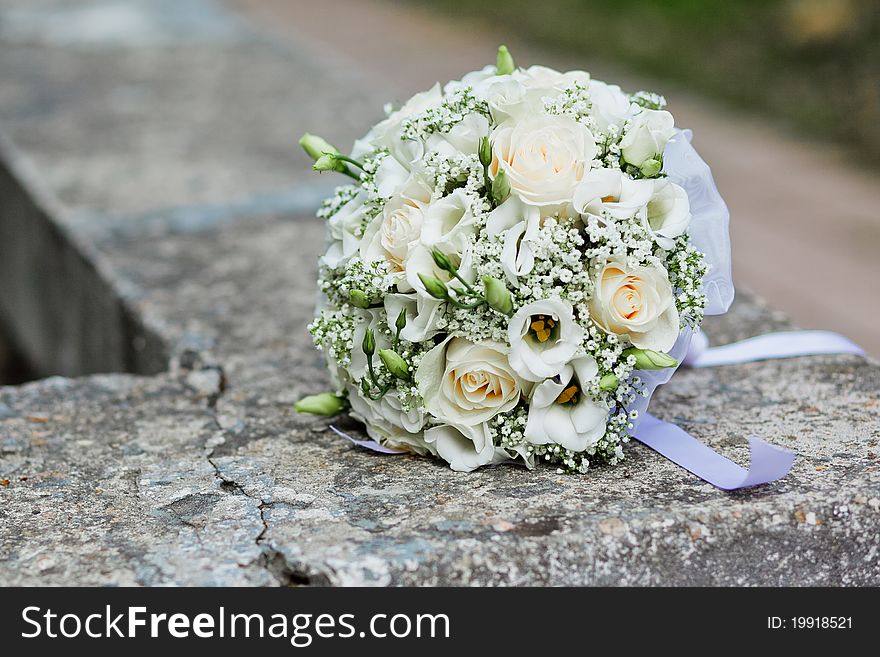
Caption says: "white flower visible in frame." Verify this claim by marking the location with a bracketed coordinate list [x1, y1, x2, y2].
[587, 80, 632, 131]
[572, 168, 654, 222]
[508, 298, 584, 382]
[404, 231, 475, 300]
[513, 65, 590, 102]
[443, 65, 496, 95]
[347, 385, 432, 454]
[590, 258, 680, 352]
[416, 337, 523, 426]
[524, 357, 608, 452]
[383, 293, 443, 343]
[373, 155, 411, 198]
[349, 309, 391, 381]
[426, 112, 490, 157]
[368, 83, 443, 166]
[361, 177, 432, 272]
[482, 77, 528, 122]
[424, 423, 509, 472]
[620, 109, 675, 168]
[490, 114, 597, 210]
[645, 179, 691, 249]
[486, 196, 542, 286]
[321, 192, 367, 268]
[420, 189, 478, 245]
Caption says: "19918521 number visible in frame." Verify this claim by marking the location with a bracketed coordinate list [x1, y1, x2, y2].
[768, 617, 852, 630]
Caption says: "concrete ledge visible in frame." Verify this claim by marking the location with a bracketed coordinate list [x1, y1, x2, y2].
[0, 132, 167, 378]
[0, 0, 878, 587]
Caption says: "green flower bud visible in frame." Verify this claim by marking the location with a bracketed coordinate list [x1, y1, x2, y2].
[599, 373, 619, 391]
[430, 248, 456, 273]
[482, 276, 513, 315]
[496, 45, 515, 75]
[294, 392, 346, 416]
[395, 308, 407, 333]
[418, 273, 448, 300]
[639, 157, 663, 178]
[349, 289, 372, 308]
[479, 136, 492, 168]
[299, 133, 339, 161]
[362, 328, 376, 356]
[491, 169, 511, 204]
[313, 153, 341, 172]
[623, 347, 678, 370]
[378, 349, 410, 380]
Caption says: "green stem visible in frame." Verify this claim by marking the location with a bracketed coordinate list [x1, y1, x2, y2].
[332, 154, 366, 171]
[338, 167, 361, 181]
[366, 354, 379, 386]
[450, 270, 479, 296]
[447, 296, 485, 310]
[364, 381, 392, 400]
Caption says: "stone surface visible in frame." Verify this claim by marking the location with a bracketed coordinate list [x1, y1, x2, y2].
[1, 0, 879, 586]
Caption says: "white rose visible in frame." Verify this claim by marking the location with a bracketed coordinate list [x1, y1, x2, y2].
[645, 179, 691, 249]
[508, 298, 585, 382]
[368, 83, 443, 167]
[424, 423, 510, 472]
[426, 113, 490, 158]
[361, 177, 431, 272]
[417, 337, 524, 426]
[419, 189, 478, 245]
[373, 155, 410, 198]
[620, 109, 675, 168]
[524, 356, 609, 452]
[490, 114, 597, 210]
[572, 168, 654, 222]
[482, 77, 528, 122]
[589, 258, 680, 352]
[321, 192, 368, 269]
[486, 196, 542, 286]
[513, 65, 590, 99]
[347, 385, 433, 455]
[443, 65, 496, 96]
[383, 293, 443, 343]
[587, 80, 633, 131]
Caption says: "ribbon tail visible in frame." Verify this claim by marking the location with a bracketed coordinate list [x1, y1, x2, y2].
[634, 413, 795, 490]
[329, 425, 405, 454]
[690, 330, 864, 368]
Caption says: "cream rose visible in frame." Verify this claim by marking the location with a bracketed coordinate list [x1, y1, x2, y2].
[620, 109, 675, 168]
[416, 337, 523, 426]
[508, 298, 584, 382]
[361, 178, 431, 272]
[589, 258, 680, 352]
[490, 114, 597, 209]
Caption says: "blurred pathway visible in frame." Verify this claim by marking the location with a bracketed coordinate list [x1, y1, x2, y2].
[229, 0, 880, 356]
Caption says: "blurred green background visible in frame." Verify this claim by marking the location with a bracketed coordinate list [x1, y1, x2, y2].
[406, 0, 880, 163]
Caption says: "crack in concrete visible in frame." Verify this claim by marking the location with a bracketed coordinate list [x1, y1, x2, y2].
[193, 365, 318, 586]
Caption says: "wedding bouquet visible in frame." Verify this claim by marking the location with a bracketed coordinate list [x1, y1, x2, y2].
[297, 46, 733, 473]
